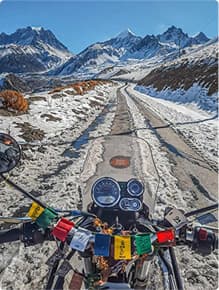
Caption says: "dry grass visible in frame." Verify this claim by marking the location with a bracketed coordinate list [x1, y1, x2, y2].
[49, 80, 109, 95]
[0, 90, 29, 112]
[139, 63, 218, 96]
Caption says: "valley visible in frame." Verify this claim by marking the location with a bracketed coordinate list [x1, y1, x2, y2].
[0, 23, 218, 290]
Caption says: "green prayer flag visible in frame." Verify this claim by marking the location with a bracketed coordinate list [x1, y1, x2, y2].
[135, 234, 152, 255]
[36, 208, 57, 229]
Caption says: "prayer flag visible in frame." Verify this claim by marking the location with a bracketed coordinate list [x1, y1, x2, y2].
[70, 228, 92, 252]
[36, 208, 57, 229]
[52, 218, 74, 242]
[94, 234, 111, 257]
[135, 234, 152, 255]
[114, 235, 131, 260]
[156, 229, 175, 244]
[27, 202, 44, 220]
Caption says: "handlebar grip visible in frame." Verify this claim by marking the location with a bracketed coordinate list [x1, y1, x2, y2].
[0, 224, 53, 246]
[0, 228, 20, 244]
[191, 227, 218, 255]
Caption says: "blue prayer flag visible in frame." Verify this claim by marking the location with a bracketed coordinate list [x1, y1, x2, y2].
[94, 234, 111, 257]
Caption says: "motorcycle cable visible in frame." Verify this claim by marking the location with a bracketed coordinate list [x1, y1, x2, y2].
[168, 247, 184, 290]
[185, 203, 218, 218]
[158, 249, 178, 290]
[0, 173, 47, 208]
[46, 242, 65, 290]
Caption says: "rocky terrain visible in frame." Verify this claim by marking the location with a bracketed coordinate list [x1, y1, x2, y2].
[138, 39, 218, 96]
[0, 27, 72, 73]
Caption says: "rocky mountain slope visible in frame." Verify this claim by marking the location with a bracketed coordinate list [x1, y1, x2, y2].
[53, 26, 210, 76]
[0, 27, 73, 73]
[138, 38, 218, 96]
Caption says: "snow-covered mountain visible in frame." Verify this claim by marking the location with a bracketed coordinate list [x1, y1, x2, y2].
[137, 37, 218, 96]
[0, 26, 211, 76]
[53, 26, 210, 76]
[52, 29, 141, 76]
[0, 27, 73, 73]
[157, 26, 209, 47]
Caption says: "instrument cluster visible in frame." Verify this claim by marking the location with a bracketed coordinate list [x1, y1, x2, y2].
[91, 177, 144, 211]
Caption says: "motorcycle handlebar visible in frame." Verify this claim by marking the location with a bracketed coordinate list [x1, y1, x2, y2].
[188, 226, 218, 255]
[0, 228, 21, 243]
[0, 221, 217, 257]
[0, 223, 53, 246]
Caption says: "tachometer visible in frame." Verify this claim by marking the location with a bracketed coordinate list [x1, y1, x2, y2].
[127, 179, 144, 197]
[92, 177, 121, 207]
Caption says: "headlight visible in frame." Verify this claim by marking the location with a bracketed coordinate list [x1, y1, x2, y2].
[127, 179, 144, 196]
[92, 177, 121, 207]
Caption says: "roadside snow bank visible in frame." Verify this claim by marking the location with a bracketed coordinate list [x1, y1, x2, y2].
[130, 85, 218, 164]
[135, 84, 218, 113]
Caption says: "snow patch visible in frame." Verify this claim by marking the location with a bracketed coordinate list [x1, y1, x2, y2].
[116, 28, 136, 39]
[135, 84, 218, 113]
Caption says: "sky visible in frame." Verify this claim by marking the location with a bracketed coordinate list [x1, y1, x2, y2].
[0, 0, 217, 53]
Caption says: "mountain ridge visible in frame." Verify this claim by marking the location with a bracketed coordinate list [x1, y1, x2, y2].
[0, 25, 211, 75]
[52, 25, 210, 76]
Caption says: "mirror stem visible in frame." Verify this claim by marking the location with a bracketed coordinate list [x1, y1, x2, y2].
[0, 174, 47, 208]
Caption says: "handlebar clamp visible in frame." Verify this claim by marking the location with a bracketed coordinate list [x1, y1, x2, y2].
[21, 223, 46, 247]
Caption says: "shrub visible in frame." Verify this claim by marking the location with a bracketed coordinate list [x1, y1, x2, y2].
[0, 90, 28, 112]
[49, 80, 109, 96]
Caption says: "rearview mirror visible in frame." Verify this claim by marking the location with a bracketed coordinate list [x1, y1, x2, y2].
[0, 133, 21, 174]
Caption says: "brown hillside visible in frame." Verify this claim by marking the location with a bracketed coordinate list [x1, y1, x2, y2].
[138, 62, 218, 96]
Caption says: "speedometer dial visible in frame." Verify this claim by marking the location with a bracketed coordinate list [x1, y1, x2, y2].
[92, 177, 121, 207]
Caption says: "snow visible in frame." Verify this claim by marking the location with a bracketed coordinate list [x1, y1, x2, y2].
[128, 84, 218, 164]
[31, 27, 43, 32]
[96, 37, 217, 83]
[0, 83, 119, 290]
[0, 82, 217, 290]
[122, 85, 218, 290]
[135, 84, 218, 113]
[0, 77, 4, 87]
[116, 28, 136, 39]
[0, 84, 116, 144]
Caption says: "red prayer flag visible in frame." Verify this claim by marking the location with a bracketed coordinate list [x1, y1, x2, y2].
[156, 229, 175, 244]
[52, 218, 74, 242]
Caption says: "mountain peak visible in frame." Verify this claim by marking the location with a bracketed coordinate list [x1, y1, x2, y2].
[31, 26, 43, 32]
[161, 25, 185, 37]
[194, 32, 210, 43]
[0, 26, 68, 51]
[158, 25, 189, 47]
[166, 25, 181, 32]
[116, 28, 136, 39]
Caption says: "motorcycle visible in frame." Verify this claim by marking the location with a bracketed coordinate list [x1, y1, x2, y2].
[0, 132, 218, 290]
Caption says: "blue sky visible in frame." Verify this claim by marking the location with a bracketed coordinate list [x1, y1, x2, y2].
[0, 0, 217, 53]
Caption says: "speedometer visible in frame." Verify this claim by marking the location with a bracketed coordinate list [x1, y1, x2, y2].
[92, 177, 121, 207]
[127, 179, 144, 196]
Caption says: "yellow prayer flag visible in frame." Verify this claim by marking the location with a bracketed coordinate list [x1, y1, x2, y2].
[28, 202, 45, 220]
[114, 235, 131, 260]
